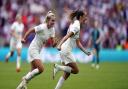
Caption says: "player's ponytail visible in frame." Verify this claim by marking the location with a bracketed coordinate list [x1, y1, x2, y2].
[70, 10, 77, 21]
[70, 10, 85, 21]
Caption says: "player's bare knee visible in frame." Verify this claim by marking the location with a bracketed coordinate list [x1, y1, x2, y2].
[38, 67, 44, 73]
[73, 69, 79, 74]
[17, 52, 21, 56]
[75, 69, 79, 74]
[63, 76, 68, 80]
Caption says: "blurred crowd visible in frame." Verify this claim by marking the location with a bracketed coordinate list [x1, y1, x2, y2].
[0, 0, 128, 50]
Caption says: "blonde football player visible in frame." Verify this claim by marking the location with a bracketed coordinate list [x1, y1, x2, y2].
[5, 14, 24, 72]
[16, 11, 56, 89]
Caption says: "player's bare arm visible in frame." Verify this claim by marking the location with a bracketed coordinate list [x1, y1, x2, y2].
[57, 32, 74, 50]
[76, 38, 91, 56]
[51, 37, 59, 47]
[11, 30, 19, 39]
[22, 28, 35, 43]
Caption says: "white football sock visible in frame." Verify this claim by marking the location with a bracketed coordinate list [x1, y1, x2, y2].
[55, 64, 72, 73]
[25, 68, 39, 81]
[16, 56, 21, 69]
[55, 76, 65, 89]
[6, 52, 11, 59]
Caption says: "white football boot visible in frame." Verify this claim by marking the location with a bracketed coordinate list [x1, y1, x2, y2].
[16, 77, 27, 89]
[53, 64, 59, 80]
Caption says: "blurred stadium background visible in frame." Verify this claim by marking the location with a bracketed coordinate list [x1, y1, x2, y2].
[0, 0, 128, 89]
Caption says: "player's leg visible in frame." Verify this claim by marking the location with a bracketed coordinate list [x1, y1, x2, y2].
[16, 42, 22, 72]
[54, 62, 79, 74]
[5, 51, 14, 62]
[53, 52, 79, 79]
[55, 72, 70, 89]
[53, 62, 70, 79]
[17, 59, 44, 89]
[54, 51, 79, 89]
[16, 48, 22, 72]
[95, 47, 100, 69]
[54, 63, 72, 73]
[23, 47, 44, 81]
[91, 48, 96, 68]
[24, 59, 44, 82]
[67, 62, 79, 74]
[5, 39, 15, 62]
[54, 62, 78, 89]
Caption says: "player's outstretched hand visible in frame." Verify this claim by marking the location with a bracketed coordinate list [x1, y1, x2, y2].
[53, 38, 59, 47]
[86, 51, 91, 56]
[21, 39, 26, 43]
[57, 46, 61, 51]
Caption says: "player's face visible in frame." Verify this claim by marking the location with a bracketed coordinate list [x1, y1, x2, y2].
[94, 21, 99, 28]
[81, 13, 88, 24]
[17, 17, 22, 23]
[48, 16, 55, 28]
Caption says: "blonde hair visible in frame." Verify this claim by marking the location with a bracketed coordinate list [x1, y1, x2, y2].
[44, 11, 55, 23]
[16, 14, 22, 20]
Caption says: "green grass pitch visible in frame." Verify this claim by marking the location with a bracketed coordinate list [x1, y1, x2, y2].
[0, 62, 128, 89]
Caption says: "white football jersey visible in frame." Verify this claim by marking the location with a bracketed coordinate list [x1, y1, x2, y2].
[29, 23, 55, 50]
[61, 20, 80, 52]
[11, 21, 24, 40]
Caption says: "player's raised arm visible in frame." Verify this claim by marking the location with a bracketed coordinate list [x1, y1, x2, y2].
[22, 28, 35, 43]
[17, 11, 56, 89]
[76, 38, 91, 56]
[57, 32, 74, 50]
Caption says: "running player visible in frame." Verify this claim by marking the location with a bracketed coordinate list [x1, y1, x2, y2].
[5, 14, 24, 72]
[53, 10, 91, 89]
[16, 11, 56, 89]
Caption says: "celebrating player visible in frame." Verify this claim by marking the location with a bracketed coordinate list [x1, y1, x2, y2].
[53, 10, 91, 89]
[5, 14, 24, 72]
[16, 11, 56, 89]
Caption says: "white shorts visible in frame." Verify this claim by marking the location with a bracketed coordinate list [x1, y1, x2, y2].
[10, 38, 22, 51]
[59, 51, 76, 65]
[27, 47, 42, 63]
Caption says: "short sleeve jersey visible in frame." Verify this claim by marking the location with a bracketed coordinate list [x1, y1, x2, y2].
[11, 21, 24, 40]
[29, 23, 55, 50]
[61, 20, 80, 52]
